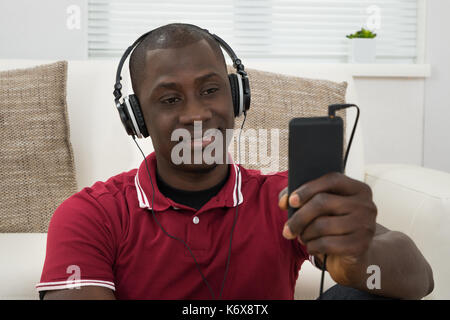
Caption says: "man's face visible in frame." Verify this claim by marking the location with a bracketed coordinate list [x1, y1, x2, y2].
[135, 39, 235, 172]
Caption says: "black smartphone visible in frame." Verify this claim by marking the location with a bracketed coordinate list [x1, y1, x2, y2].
[288, 117, 344, 218]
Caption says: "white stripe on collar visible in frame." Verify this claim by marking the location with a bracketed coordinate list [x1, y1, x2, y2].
[135, 162, 243, 209]
[134, 172, 151, 209]
[232, 163, 244, 207]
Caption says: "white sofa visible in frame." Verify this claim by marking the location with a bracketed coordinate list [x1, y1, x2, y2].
[0, 60, 449, 300]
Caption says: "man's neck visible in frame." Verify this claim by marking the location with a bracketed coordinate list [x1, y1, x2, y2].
[155, 155, 230, 192]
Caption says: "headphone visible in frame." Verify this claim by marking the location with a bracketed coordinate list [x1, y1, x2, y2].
[113, 25, 251, 138]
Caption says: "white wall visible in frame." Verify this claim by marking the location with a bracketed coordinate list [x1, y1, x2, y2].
[424, 0, 450, 173]
[1, 0, 448, 174]
[244, 61, 429, 168]
[0, 0, 87, 60]
[354, 77, 426, 166]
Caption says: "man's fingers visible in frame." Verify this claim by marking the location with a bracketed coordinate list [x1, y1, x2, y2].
[300, 214, 357, 243]
[286, 192, 357, 238]
[278, 187, 288, 210]
[282, 223, 296, 239]
[288, 172, 370, 209]
[305, 231, 371, 257]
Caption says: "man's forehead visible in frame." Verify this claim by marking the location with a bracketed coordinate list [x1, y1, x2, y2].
[153, 71, 224, 89]
[141, 40, 227, 84]
[146, 40, 219, 64]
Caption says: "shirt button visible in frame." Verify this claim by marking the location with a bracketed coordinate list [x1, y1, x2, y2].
[193, 216, 199, 224]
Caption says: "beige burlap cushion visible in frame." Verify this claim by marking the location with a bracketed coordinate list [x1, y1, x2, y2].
[230, 66, 348, 173]
[0, 61, 76, 233]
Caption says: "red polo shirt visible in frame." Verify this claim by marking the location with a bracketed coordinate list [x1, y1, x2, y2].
[37, 152, 311, 299]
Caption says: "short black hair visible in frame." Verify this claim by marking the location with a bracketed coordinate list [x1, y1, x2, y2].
[129, 23, 227, 94]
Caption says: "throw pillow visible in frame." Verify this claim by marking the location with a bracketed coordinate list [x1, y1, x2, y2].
[0, 61, 77, 233]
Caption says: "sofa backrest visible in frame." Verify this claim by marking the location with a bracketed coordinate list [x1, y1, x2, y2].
[0, 60, 365, 190]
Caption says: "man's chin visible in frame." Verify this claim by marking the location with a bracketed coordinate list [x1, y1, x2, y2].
[170, 146, 229, 170]
[172, 162, 221, 174]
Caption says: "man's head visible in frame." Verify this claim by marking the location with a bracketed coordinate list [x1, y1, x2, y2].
[129, 23, 235, 173]
[129, 24, 227, 91]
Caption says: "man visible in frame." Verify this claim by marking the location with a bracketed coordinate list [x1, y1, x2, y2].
[37, 23, 433, 300]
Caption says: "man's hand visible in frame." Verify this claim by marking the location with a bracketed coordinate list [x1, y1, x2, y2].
[278, 172, 378, 286]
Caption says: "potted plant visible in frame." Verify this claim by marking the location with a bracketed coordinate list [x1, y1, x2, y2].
[346, 28, 377, 63]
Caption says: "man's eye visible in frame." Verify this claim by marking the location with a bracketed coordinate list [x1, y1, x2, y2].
[201, 87, 219, 96]
[161, 97, 180, 105]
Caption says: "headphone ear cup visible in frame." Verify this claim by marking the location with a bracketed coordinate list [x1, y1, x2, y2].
[129, 94, 149, 138]
[228, 74, 240, 117]
[118, 101, 136, 136]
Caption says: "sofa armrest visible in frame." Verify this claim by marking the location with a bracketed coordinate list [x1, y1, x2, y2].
[294, 262, 336, 300]
[364, 164, 450, 299]
[0, 233, 47, 300]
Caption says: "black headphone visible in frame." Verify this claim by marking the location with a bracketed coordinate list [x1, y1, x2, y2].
[113, 25, 251, 139]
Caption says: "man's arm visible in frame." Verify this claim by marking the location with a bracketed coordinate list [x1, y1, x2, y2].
[314, 223, 434, 299]
[38, 191, 120, 300]
[43, 286, 116, 300]
[278, 172, 434, 300]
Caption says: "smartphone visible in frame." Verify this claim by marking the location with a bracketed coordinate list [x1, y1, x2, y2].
[288, 117, 344, 218]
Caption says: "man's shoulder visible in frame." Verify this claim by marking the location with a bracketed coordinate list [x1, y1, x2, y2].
[54, 168, 138, 219]
[240, 166, 288, 189]
[85, 168, 138, 200]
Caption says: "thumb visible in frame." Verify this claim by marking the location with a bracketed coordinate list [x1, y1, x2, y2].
[278, 187, 289, 211]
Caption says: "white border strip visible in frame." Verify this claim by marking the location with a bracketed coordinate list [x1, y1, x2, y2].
[134, 174, 147, 208]
[135, 171, 151, 209]
[36, 279, 115, 287]
[232, 163, 243, 206]
[36, 279, 116, 292]
[36, 282, 115, 292]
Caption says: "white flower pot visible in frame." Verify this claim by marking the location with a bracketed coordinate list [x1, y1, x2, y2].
[348, 38, 377, 63]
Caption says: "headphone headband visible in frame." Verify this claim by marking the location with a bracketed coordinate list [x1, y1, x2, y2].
[114, 27, 247, 102]
[114, 33, 149, 104]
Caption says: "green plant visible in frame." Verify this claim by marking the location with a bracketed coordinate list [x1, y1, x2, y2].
[346, 28, 377, 39]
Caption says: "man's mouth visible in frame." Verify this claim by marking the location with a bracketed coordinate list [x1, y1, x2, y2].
[174, 127, 222, 149]
[191, 131, 216, 148]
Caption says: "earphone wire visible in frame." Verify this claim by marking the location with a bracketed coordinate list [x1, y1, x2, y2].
[115, 25, 250, 300]
[132, 113, 246, 300]
[318, 104, 360, 299]
[219, 112, 247, 299]
[132, 137, 216, 299]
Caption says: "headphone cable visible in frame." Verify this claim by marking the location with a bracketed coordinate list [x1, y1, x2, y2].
[132, 114, 246, 300]
[219, 113, 247, 299]
[318, 104, 360, 300]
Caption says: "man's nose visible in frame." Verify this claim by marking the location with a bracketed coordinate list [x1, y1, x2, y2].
[178, 96, 213, 125]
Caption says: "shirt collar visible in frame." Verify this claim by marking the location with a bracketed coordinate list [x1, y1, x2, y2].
[134, 152, 243, 212]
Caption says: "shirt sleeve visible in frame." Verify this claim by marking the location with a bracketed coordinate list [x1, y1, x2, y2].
[36, 190, 117, 297]
[292, 240, 323, 269]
